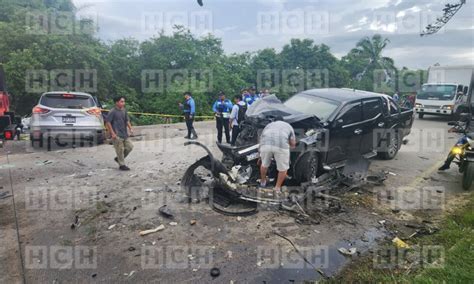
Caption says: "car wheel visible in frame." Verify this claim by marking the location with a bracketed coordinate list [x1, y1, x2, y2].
[378, 132, 400, 160]
[294, 151, 319, 183]
[418, 113, 424, 119]
[97, 134, 105, 145]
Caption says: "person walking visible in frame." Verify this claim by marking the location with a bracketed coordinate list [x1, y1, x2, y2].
[106, 96, 134, 171]
[179, 92, 198, 139]
[258, 119, 296, 193]
[229, 95, 246, 146]
[212, 91, 233, 144]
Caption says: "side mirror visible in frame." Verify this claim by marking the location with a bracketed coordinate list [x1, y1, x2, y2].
[101, 104, 108, 109]
[333, 118, 344, 127]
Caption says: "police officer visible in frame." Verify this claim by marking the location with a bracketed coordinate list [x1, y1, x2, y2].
[212, 91, 233, 144]
[242, 88, 254, 106]
[249, 86, 260, 103]
[179, 91, 198, 139]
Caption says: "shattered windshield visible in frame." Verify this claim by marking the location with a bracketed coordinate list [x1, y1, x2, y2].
[417, 85, 456, 101]
[284, 93, 340, 121]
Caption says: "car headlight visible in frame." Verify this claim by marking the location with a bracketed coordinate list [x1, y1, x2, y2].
[415, 103, 423, 108]
[451, 146, 463, 155]
[441, 105, 453, 110]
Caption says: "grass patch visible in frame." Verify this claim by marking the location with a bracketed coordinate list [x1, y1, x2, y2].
[329, 193, 474, 283]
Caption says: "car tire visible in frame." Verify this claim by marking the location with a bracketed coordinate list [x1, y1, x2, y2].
[294, 151, 319, 183]
[462, 162, 474, 190]
[377, 132, 401, 160]
[418, 113, 424, 119]
[97, 134, 105, 145]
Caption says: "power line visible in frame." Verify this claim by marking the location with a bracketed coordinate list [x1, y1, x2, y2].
[421, 0, 467, 36]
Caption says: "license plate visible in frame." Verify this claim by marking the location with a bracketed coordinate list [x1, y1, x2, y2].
[62, 116, 76, 123]
[246, 152, 260, 161]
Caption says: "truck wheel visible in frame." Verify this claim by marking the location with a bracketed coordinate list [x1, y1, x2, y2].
[462, 162, 474, 190]
[377, 132, 401, 160]
[294, 151, 318, 183]
[418, 113, 424, 119]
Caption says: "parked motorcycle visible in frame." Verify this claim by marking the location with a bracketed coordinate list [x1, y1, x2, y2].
[447, 114, 474, 190]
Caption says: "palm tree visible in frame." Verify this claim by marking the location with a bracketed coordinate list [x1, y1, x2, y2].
[350, 34, 395, 83]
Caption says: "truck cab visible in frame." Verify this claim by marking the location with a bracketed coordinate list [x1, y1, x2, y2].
[415, 65, 473, 119]
[415, 83, 466, 119]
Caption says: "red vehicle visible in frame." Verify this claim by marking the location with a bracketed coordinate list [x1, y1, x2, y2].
[0, 64, 18, 145]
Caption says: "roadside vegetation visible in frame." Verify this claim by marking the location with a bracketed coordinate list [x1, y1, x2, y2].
[329, 193, 474, 283]
[1, 0, 426, 124]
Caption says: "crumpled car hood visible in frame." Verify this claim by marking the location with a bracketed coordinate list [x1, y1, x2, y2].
[246, 95, 320, 125]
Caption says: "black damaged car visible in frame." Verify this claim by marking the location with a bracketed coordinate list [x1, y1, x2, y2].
[217, 88, 415, 185]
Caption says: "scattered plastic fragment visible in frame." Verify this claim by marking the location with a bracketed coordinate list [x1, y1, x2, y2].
[139, 225, 165, 236]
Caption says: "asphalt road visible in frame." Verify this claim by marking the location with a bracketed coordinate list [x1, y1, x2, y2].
[0, 115, 470, 283]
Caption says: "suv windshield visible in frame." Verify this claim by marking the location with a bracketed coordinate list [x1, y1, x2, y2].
[40, 94, 95, 109]
[284, 93, 340, 121]
[417, 85, 456, 101]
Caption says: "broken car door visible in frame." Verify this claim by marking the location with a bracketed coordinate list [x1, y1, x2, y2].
[326, 100, 363, 164]
[359, 98, 384, 155]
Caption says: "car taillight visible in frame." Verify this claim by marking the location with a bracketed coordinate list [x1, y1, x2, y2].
[86, 107, 102, 116]
[62, 94, 75, 98]
[32, 106, 50, 114]
[4, 130, 13, 140]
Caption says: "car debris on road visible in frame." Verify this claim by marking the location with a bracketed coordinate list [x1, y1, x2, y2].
[338, 247, 357, 256]
[181, 140, 390, 220]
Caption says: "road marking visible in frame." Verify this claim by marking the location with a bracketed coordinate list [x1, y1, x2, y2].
[407, 159, 444, 189]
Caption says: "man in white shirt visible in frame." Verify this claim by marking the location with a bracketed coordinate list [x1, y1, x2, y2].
[229, 95, 247, 146]
[259, 119, 296, 192]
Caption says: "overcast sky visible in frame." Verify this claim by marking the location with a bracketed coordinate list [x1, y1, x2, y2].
[73, 0, 473, 69]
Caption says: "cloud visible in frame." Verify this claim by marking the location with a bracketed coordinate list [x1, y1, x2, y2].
[72, 0, 474, 69]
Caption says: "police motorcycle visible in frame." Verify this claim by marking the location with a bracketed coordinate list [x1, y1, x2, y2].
[445, 113, 474, 190]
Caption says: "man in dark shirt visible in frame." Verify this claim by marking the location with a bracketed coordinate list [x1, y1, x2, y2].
[106, 96, 134, 171]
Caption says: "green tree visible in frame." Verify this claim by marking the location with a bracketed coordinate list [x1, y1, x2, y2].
[342, 34, 395, 92]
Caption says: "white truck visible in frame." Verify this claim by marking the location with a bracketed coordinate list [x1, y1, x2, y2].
[415, 65, 474, 119]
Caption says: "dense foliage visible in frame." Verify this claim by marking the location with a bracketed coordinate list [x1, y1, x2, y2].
[0, 0, 426, 124]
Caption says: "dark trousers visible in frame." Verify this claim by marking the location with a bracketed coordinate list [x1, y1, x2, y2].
[231, 125, 240, 146]
[185, 114, 197, 138]
[444, 152, 456, 167]
[216, 117, 230, 143]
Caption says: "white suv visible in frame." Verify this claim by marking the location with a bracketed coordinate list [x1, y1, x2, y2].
[30, 91, 105, 147]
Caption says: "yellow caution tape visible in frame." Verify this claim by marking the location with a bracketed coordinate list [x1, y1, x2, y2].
[101, 109, 214, 119]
